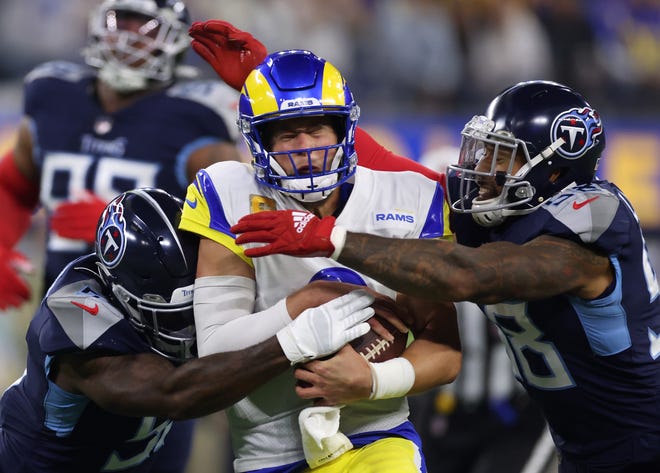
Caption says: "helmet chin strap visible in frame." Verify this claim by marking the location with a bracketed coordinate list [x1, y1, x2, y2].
[471, 180, 537, 227]
[269, 148, 345, 203]
[471, 197, 505, 227]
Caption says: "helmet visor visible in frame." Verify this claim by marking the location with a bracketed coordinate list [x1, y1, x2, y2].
[448, 115, 530, 214]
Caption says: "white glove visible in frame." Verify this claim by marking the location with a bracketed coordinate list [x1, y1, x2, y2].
[277, 289, 374, 365]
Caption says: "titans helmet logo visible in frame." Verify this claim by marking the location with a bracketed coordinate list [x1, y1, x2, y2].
[550, 107, 603, 160]
[97, 197, 127, 268]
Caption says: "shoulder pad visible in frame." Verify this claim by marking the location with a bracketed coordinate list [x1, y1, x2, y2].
[204, 160, 254, 184]
[543, 183, 620, 244]
[196, 160, 254, 195]
[167, 80, 240, 140]
[24, 61, 93, 85]
[46, 278, 125, 350]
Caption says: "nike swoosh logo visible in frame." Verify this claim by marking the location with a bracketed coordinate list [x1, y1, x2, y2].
[185, 197, 198, 209]
[71, 300, 99, 315]
[572, 196, 599, 210]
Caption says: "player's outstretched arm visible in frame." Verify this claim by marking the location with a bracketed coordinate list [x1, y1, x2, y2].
[54, 338, 289, 420]
[232, 211, 612, 303]
[353, 127, 444, 184]
[53, 288, 373, 420]
[337, 232, 612, 303]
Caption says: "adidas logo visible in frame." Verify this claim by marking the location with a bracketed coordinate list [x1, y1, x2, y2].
[293, 211, 315, 234]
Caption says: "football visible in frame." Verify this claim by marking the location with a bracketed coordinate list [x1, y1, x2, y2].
[350, 298, 408, 363]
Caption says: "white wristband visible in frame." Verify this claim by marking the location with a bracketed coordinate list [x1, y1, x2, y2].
[329, 225, 347, 260]
[368, 357, 415, 400]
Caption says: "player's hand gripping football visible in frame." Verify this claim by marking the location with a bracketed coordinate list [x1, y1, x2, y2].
[231, 210, 345, 259]
[188, 20, 268, 91]
[51, 191, 107, 244]
[0, 246, 32, 310]
[277, 289, 374, 365]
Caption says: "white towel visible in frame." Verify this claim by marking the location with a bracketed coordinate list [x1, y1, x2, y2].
[298, 406, 353, 468]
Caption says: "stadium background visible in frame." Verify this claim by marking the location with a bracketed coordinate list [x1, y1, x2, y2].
[0, 1, 657, 472]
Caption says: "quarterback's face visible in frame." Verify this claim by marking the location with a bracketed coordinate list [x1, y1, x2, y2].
[267, 116, 340, 176]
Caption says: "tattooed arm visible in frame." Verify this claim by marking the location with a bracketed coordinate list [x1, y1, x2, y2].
[338, 234, 613, 304]
[231, 211, 613, 303]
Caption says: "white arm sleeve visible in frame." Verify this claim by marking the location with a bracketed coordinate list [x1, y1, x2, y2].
[193, 275, 292, 356]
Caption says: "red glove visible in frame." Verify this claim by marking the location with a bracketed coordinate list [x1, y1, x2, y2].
[50, 192, 107, 244]
[0, 150, 39, 249]
[189, 20, 268, 91]
[231, 210, 341, 258]
[0, 246, 31, 310]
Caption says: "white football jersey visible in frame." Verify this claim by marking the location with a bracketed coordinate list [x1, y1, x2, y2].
[180, 161, 448, 471]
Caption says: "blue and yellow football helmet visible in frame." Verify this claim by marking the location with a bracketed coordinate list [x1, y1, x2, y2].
[238, 50, 360, 202]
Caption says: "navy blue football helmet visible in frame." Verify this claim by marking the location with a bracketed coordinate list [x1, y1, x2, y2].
[447, 80, 605, 227]
[84, 0, 191, 92]
[238, 50, 360, 202]
[95, 188, 198, 362]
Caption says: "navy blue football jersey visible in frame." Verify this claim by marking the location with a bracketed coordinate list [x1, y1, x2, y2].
[0, 255, 179, 472]
[456, 180, 660, 467]
[23, 61, 239, 287]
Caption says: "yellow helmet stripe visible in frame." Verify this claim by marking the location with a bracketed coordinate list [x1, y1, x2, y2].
[242, 69, 279, 116]
[321, 62, 346, 106]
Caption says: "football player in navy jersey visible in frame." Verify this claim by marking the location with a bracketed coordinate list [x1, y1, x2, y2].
[0, 0, 270, 310]
[0, 2, 264, 472]
[0, 188, 376, 473]
[231, 81, 660, 473]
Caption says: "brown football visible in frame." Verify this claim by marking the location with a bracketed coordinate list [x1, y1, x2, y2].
[350, 298, 408, 363]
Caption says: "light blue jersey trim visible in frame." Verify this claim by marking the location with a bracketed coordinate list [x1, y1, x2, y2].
[43, 355, 90, 437]
[570, 256, 631, 356]
[175, 136, 222, 189]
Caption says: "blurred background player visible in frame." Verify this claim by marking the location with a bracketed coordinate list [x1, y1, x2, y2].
[0, 0, 255, 310]
[0, 187, 377, 473]
[0, 1, 259, 472]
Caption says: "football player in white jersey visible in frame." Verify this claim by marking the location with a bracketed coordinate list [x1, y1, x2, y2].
[178, 50, 461, 473]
